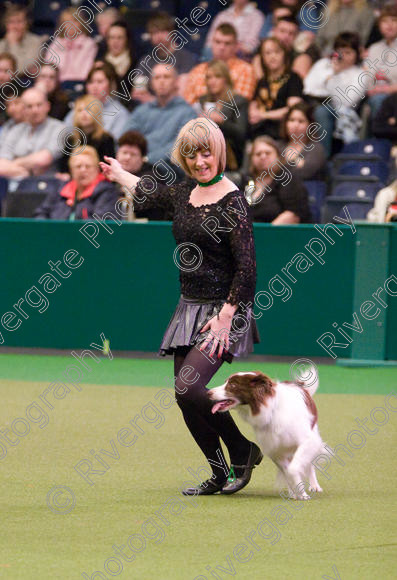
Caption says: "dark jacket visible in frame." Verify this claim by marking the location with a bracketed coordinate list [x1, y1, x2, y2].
[34, 177, 120, 220]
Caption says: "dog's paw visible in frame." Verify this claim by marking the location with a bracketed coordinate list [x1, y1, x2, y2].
[309, 484, 323, 493]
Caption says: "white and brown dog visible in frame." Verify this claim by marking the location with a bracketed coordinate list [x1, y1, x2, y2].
[209, 370, 325, 500]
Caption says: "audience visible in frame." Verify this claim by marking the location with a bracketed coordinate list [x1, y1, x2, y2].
[281, 102, 327, 180]
[1, 95, 25, 140]
[249, 37, 303, 140]
[367, 180, 397, 222]
[315, 0, 374, 57]
[184, 23, 256, 104]
[0, 88, 65, 178]
[64, 62, 130, 140]
[0, 51, 18, 125]
[204, 0, 266, 59]
[244, 136, 312, 223]
[126, 63, 196, 164]
[116, 130, 170, 221]
[372, 92, 397, 142]
[34, 65, 70, 121]
[35, 146, 119, 220]
[45, 8, 98, 83]
[0, 4, 44, 73]
[97, 20, 136, 86]
[366, 5, 397, 115]
[304, 32, 365, 156]
[58, 94, 115, 175]
[198, 60, 248, 170]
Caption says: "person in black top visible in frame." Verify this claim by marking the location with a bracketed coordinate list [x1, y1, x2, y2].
[100, 118, 262, 496]
[34, 65, 70, 121]
[244, 136, 312, 223]
[249, 37, 303, 140]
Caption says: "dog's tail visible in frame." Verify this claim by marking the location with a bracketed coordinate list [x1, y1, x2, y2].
[301, 365, 319, 397]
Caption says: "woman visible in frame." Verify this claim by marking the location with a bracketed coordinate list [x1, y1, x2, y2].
[64, 62, 130, 140]
[100, 118, 262, 496]
[35, 65, 70, 121]
[304, 32, 365, 156]
[315, 0, 374, 57]
[45, 8, 97, 82]
[0, 4, 44, 72]
[281, 102, 327, 180]
[249, 37, 303, 140]
[367, 180, 397, 223]
[97, 20, 135, 85]
[244, 136, 312, 223]
[35, 146, 119, 220]
[198, 60, 248, 170]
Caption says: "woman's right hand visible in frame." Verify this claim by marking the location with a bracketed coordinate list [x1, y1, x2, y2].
[99, 156, 125, 184]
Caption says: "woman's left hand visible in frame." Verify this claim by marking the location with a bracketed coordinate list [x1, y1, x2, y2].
[199, 313, 233, 359]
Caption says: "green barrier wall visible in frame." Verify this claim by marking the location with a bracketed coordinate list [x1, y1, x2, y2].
[0, 219, 396, 361]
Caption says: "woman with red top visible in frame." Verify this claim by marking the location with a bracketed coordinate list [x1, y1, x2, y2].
[100, 118, 263, 496]
[35, 147, 119, 220]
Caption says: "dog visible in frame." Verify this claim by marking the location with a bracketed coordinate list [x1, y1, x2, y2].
[208, 370, 325, 500]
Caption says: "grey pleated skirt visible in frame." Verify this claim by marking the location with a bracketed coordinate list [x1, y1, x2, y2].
[159, 295, 260, 364]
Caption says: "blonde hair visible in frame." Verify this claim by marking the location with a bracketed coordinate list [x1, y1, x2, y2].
[73, 94, 105, 141]
[206, 60, 233, 94]
[68, 145, 100, 171]
[171, 117, 226, 177]
[328, 0, 367, 14]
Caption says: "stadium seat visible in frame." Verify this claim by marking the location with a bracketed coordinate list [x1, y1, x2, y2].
[0, 177, 8, 216]
[60, 81, 85, 102]
[322, 197, 374, 223]
[339, 138, 392, 160]
[3, 177, 63, 218]
[304, 180, 327, 224]
[335, 160, 390, 185]
[32, 0, 69, 35]
[330, 179, 384, 200]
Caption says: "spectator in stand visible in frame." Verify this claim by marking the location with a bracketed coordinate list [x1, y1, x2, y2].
[126, 63, 196, 164]
[367, 180, 397, 222]
[315, 0, 374, 57]
[249, 37, 303, 140]
[45, 8, 98, 82]
[280, 102, 327, 180]
[1, 96, 25, 140]
[366, 4, 397, 114]
[243, 136, 312, 223]
[96, 21, 136, 86]
[0, 87, 65, 178]
[116, 130, 170, 221]
[372, 92, 397, 142]
[35, 146, 119, 220]
[145, 11, 197, 97]
[58, 94, 115, 176]
[0, 52, 18, 126]
[95, 8, 120, 44]
[183, 23, 256, 105]
[304, 32, 365, 156]
[204, 0, 265, 59]
[198, 60, 248, 170]
[34, 65, 70, 121]
[64, 62, 130, 140]
[0, 5, 45, 73]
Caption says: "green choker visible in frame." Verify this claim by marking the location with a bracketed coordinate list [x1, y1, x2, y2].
[197, 172, 224, 187]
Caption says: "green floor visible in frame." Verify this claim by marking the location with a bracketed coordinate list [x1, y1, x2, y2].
[0, 354, 396, 579]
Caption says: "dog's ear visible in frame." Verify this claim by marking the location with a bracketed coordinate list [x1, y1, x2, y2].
[249, 372, 274, 393]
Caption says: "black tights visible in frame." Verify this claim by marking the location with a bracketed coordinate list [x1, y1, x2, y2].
[174, 345, 251, 483]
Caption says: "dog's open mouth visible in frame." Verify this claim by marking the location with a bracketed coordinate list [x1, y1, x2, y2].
[211, 399, 235, 413]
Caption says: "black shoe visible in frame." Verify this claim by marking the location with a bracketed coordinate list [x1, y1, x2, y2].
[221, 442, 263, 495]
[182, 478, 226, 496]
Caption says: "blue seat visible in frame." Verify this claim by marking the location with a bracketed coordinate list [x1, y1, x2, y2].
[60, 81, 85, 102]
[340, 139, 392, 160]
[0, 177, 9, 216]
[322, 197, 374, 223]
[336, 160, 390, 185]
[330, 180, 384, 200]
[304, 180, 327, 224]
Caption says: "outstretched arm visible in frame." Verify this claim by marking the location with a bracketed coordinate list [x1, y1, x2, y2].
[99, 156, 140, 194]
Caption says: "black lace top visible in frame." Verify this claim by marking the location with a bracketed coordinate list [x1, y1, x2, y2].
[134, 178, 257, 306]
